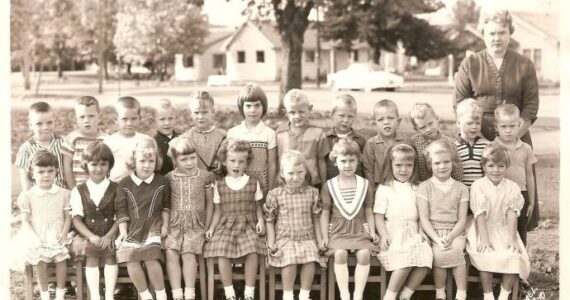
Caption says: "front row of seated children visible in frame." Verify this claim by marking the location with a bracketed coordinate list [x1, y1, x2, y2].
[13, 90, 533, 300]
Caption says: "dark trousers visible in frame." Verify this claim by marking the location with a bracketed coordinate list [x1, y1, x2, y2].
[518, 191, 530, 246]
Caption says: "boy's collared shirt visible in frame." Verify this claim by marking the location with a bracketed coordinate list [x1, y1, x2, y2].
[154, 131, 180, 175]
[15, 135, 68, 189]
[325, 127, 367, 179]
[410, 131, 464, 182]
[103, 132, 152, 182]
[61, 130, 108, 185]
[491, 138, 537, 191]
[182, 126, 226, 171]
[454, 135, 489, 187]
[276, 122, 330, 185]
[362, 132, 408, 187]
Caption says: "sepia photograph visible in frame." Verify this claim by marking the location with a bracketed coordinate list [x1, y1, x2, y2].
[4, 0, 566, 299]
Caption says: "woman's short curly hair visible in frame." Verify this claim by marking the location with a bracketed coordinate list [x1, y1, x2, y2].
[217, 139, 254, 169]
[478, 9, 515, 35]
[329, 138, 361, 163]
[125, 138, 163, 172]
[80, 141, 115, 172]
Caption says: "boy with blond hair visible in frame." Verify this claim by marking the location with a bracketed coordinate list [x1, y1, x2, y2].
[153, 99, 180, 175]
[62, 96, 108, 187]
[409, 102, 463, 182]
[454, 98, 489, 188]
[276, 89, 329, 189]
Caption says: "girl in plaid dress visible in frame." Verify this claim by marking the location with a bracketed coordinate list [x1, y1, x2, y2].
[164, 137, 215, 300]
[264, 150, 324, 300]
[417, 141, 469, 300]
[320, 138, 380, 300]
[374, 144, 432, 300]
[203, 139, 266, 300]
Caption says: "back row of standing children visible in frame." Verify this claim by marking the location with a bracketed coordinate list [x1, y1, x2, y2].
[14, 84, 534, 300]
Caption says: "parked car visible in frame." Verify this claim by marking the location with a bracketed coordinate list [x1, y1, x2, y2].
[326, 63, 404, 92]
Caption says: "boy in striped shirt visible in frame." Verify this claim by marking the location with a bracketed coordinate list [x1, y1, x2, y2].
[454, 98, 489, 187]
[61, 96, 108, 188]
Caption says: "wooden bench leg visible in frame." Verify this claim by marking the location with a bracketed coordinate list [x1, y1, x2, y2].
[207, 258, 214, 300]
[259, 257, 266, 300]
[75, 260, 84, 300]
[328, 260, 336, 300]
[199, 256, 207, 300]
[512, 277, 519, 300]
[25, 264, 34, 300]
[320, 267, 327, 300]
[268, 267, 275, 300]
[380, 266, 386, 300]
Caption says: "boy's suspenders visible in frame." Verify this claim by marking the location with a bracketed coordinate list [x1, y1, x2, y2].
[197, 136, 226, 171]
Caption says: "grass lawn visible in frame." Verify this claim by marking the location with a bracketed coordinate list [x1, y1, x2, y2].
[9, 106, 559, 299]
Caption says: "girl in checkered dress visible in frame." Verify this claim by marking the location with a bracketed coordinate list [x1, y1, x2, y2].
[417, 140, 469, 300]
[164, 137, 215, 300]
[320, 138, 380, 300]
[203, 139, 266, 300]
[374, 144, 433, 300]
[264, 150, 324, 300]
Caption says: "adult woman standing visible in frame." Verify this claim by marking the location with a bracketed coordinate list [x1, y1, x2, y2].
[454, 9, 540, 229]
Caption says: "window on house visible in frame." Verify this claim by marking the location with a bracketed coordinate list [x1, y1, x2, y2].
[184, 55, 194, 68]
[237, 51, 246, 63]
[305, 50, 315, 63]
[353, 50, 359, 62]
[256, 51, 265, 63]
[533, 49, 542, 72]
[213, 54, 225, 69]
[522, 49, 532, 59]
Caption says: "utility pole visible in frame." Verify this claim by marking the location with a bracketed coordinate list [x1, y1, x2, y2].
[316, 3, 321, 88]
[97, 0, 104, 94]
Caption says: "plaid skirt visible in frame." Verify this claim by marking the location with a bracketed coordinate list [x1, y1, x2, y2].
[378, 220, 432, 271]
[203, 214, 266, 258]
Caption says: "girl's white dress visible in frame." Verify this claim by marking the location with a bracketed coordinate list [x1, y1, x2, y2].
[374, 181, 433, 271]
[465, 177, 531, 280]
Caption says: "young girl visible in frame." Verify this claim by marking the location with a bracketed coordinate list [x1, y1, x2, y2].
[203, 139, 266, 300]
[465, 144, 530, 300]
[17, 150, 72, 300]
[374, 144, 432, 300]
[164, 137, 215, 300]
[70, 142, 119, 300]
[115, 138, 171, 300]
[227, 84, 277, 194]
[320, 138, 380, 300]
[417, 140, 469, 300]
[264, 150, 324, 300]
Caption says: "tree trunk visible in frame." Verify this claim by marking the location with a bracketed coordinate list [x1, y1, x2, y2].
[372, 47, 381, 64]
[104, 55, 109, 80]
[57, 51, 63, 78]
[22, 49, 32, 90]
[280, 33, 304, 112]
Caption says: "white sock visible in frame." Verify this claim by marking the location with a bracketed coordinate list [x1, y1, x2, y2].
[40, 290, 50, 300]
[85, 266, 101, 300]
[456, 289, 467, 300]
[483, 292, 495, 300]
[384, 289, 398, 300]
[353, 263, 370, 300]
[299, 289, 311, 300]
[55, 288, 66, 300]
[244, 285, 255, 298]
[498, 286, 511, 300]
[283, 290, 294, 300]
[435, 287, 446, 299]
[224, 285, 236, 299]
[139, 289, 153, 300]
[184, 287, 196, 299]
[400, 286, 414, 299]
[104, 264, 118, 300]
[155, 289, 167, 300]
[334, 263, 350, 300]
[172, 288, 183, 299]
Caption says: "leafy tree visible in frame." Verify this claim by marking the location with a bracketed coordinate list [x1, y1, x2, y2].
[113, 0, 208, 81]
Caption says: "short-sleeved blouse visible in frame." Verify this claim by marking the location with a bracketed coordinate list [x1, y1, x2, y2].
[416, 178, 469, 227]
[469, 177, 524, 221]
[373, 181, 418, 222]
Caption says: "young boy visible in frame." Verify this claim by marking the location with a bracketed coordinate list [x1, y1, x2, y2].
[408, 102, 463, 182]
[362, 99, 408, 190]
[153, 99, 180, 175]
[181, 91, 226, 174]
[61, 96, 108, 188]
[103, 96, 152, 182]
[491, 104, 537, 245]
[275, 89, 329, 189]
[454, 98, 489, 188]
[15, 101, 68, 190]
[325, 94, 367, 180]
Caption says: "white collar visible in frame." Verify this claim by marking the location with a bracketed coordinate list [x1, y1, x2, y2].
[86, 178, 110, 189]
[193, 126, 215, 134]
[225, 174, 249, 183]
[241, 121, 265, 133]
[431, 177, 454, 186]
[32, 184, 60, 196]
[393, 180, 412, 189]
[130, 173, 155, 186]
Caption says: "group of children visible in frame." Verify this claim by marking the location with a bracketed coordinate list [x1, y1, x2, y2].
[13, 84, 534, 300]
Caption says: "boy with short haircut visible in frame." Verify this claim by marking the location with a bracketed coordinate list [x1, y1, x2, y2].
[490, 104, 536, 245]
[409, 102, 463, 182]
[454, 98, 489, 188]
[362, 99, 408, 190]
[103, 96, 152, 182]
[181, 91, 226, 173]
[275, 89, 329, 189]
[61, 96, 108, 187]
[153, 99, 180, 175]
[15, 101, 68, 190]
[325, 94, 367, 180]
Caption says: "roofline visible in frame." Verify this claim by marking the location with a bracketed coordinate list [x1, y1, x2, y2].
[223, 21, 277, 50]
[205, 33, 234, 48]
[510, 13, 558, 43]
